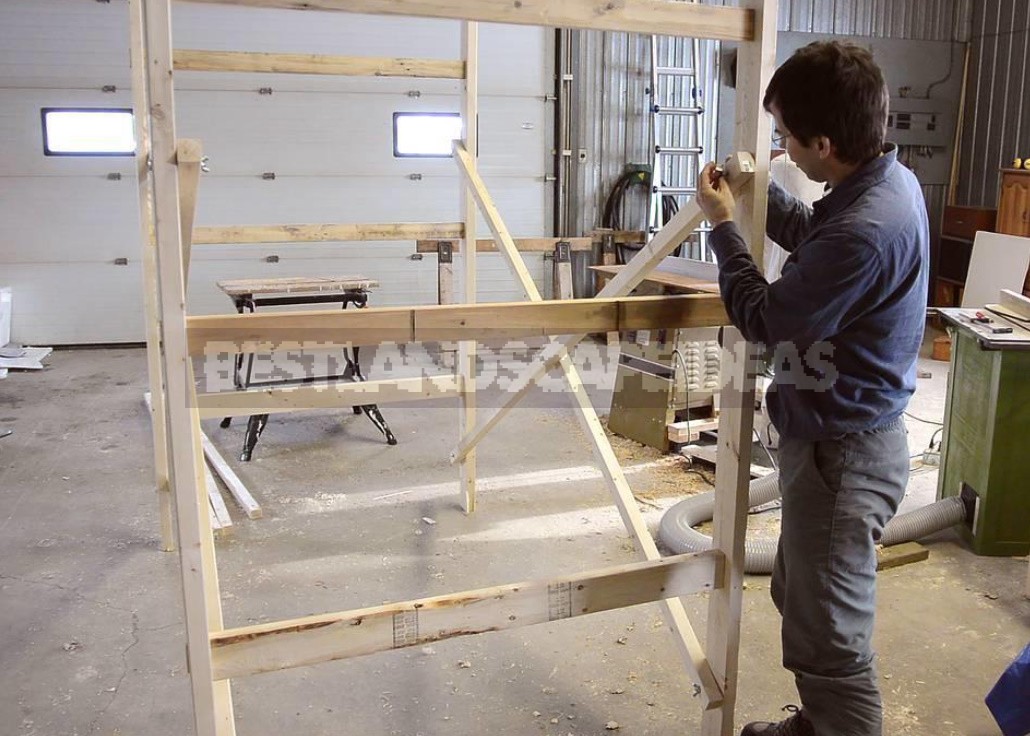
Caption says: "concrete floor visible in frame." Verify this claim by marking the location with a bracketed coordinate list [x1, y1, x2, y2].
[0, 334, 1027, 736]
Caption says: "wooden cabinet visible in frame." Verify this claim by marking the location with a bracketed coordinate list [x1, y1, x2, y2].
[996, 168, 1030, 295]
[934, 205, 996, 307]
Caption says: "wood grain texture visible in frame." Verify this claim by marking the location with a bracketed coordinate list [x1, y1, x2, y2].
[174, 49, 464, 78]
[181, 0, 754, 41]
[186, 295, 729, 355]
[210, 550, 721, 680]
[193, 222, 463, 244]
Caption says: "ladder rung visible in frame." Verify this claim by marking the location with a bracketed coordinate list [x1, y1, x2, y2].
[656, 66, 696, 76]
[653, 105, 704, 116]
[655, 146, 704, 155]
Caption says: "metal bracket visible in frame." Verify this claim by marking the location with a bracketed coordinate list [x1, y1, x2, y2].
[554, 241, 571, 263]
[437, 241, 454, 264]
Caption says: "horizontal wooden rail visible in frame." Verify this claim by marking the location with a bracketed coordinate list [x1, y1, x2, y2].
[180, 0, 754, 42]
[174, 49, 465, 78]
[193, 222, 464, 245]
[209, 549, 722, 681]
[186, 293, 729, 355]
[416, 237, 593, 253]
[196, 374, 462, 418]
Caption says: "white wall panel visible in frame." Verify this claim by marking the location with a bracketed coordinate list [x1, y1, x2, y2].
[176, 91, 546, 177]
[2, 264, 145, 345]
[0, 0, 552, 344]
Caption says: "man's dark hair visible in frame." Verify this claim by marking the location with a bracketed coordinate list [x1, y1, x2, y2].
[763, 41, 889, 165]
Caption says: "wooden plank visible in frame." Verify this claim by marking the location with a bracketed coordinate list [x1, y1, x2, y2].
[177, 139, 202, 282]
[193, 222, 463, 245]
[187, 305, 414, 355]
[138, 0, 235, 732]
[205, 466, 234, 529]
[619, 294, 728, 331]
[216, 276, 378, 297]
[701, 0, 774, 730]
[201, 433, 262, 519]
[875, 542, 929, 571]
[174, 49, 464, 78]
[187, 295, 729, 355]
[1000, 288, 1030, 320]
[458, 21, 478, 514]
[209, 550, 722, 681]
[591, 264, 721, 295]
[416, 237, 593, 253]
[181, 0, 754, 42]
[196, 374, 462, 418]
[667, 418, 721, 444]
[130, 2, 174, 553]
[451, 155, 754, 465]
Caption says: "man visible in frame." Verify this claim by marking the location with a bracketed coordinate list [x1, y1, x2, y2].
[696, 41, 929, 736]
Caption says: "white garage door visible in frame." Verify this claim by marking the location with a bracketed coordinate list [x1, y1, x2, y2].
[0, 1, 553, 344]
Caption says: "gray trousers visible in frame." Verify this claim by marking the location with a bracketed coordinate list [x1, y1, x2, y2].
[772, 416, 909, 736]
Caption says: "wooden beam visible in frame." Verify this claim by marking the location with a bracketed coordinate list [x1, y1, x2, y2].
[138, 0, 235, 731]
[196, 374, 462, 418]
[186, 294, 729, 355]
[209, 550, 722, 681]
[130, 0, 174, 553]
[173, 49, 465, 78]
[193, 222, 463, 245]
[179, 0, 754, 41]
[552, 243, 574, 300]
[458, 21, 479, 513]
[451, 154, 754, 465]
[416, 236, 593, 253]
[177, 139, 202, 282]
[875, 542, 929, 571]
[701, 1, 774, 731]
[201, 433, 262, 519]
[205, 466, 233, 529]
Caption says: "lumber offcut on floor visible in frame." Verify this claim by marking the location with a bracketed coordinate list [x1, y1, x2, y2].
[0, 337, 1027, 736]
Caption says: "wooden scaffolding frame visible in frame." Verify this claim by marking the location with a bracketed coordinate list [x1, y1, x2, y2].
[130, 0, 776, 733]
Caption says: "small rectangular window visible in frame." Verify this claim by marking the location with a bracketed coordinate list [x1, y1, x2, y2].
[41, 108, 136, 156]
[393, 112, 462, 158]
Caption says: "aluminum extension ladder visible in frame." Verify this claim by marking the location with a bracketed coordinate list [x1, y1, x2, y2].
[646, 33, 708, 259]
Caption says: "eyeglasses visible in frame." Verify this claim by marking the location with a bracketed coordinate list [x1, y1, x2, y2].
[772, 130, 792, 148]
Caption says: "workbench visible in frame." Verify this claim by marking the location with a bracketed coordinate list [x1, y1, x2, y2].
[215, 276, 397, 460]
[937, 307, 1030, 556]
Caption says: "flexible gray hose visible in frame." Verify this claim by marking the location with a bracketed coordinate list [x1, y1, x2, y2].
[658, 472, 967, 574]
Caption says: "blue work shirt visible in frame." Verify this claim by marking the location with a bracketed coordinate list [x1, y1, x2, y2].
[709, 145, 929, 441]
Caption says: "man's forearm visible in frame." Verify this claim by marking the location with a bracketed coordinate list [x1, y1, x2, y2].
[709, 221, 771, 345]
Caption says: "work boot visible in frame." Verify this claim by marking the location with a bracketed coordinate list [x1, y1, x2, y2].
[740, 705, 815, 736]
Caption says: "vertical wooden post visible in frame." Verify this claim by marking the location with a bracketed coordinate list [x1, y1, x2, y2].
[129, 0, 175, 553]
[459, 22, 479, 513]
[702, 0, 776, 733]
[138, 0, 235, 733]
[552, 240, 574, 300]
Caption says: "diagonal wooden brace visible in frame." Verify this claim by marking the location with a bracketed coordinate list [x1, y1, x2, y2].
[453, 142, 742, 707]
[451, 152, 755, 465]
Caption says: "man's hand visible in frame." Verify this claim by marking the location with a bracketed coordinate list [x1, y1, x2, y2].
[698, 162, 736, 226]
